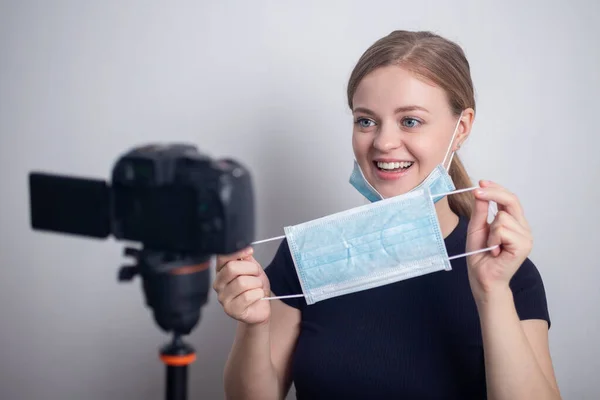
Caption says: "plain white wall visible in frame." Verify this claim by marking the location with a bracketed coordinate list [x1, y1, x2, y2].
[1, 0, 598, 398]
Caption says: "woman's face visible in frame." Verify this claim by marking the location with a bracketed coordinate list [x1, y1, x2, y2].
[351, 65, 471, 199]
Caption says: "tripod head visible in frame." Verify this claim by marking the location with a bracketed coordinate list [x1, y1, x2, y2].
[118, 247, 211, 336]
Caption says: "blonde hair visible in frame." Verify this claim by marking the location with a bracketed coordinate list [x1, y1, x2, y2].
[347, 30, 475, 217]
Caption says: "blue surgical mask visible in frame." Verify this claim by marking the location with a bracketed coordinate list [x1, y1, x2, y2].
[349, 161, 455, 203]
[258, 185, 496, 305]
[284, 187, 450, 304]
[349, 113, 462, 203]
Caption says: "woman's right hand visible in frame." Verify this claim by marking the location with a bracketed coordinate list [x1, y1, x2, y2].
[214, 247, 271, 325]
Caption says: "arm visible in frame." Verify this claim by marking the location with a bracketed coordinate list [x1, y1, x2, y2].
[224, 299, 301, 400]
[477, 288, 560, 400]
[213, 247, 301, 400]
[466, 180, 561, 400]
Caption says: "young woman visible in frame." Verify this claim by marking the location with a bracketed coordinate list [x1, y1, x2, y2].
[213, 30, 561, 399]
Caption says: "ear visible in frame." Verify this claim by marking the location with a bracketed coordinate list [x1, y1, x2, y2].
[454, 108, 475, 151]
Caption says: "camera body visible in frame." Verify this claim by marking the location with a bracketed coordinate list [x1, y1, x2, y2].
[29, 143, 255, 255]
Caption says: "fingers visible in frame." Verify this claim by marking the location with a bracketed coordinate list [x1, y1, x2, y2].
[213, 260, 261, 292]
[474, 181, 528, 228]
[487, 210, 533, 258]
[224, 288, 266, 321]
[212, 256, 268, 322]
[468, 184, 490, 234]
[215, 246, 254, 272]
[218, 275, 264, 305]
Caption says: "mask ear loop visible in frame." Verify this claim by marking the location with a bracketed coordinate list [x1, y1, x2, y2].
[431, 186, 500, 259]
[437, 112, 498, 221]
[442, 111, 464, 172]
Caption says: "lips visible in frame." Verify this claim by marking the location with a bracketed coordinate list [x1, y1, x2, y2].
[372, 159, 414, 180]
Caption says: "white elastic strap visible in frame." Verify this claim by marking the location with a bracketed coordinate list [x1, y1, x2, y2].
[262, 245, 500, 301]
[442, 112, 463, 171]
[447, 244, 500, 260]
[262, 294, 305, 300]
[435, 186, 499, 223]
[446, 151, 456, 170]
[251, 235, 286, 245]
[434, 186, 478, 198]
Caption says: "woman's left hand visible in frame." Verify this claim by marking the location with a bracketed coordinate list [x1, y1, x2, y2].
[466, 180, 533, 304]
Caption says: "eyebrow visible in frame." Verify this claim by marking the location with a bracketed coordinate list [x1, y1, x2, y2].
[353, 105, 430, 115]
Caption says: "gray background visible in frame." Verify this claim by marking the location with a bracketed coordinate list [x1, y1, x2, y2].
[1, 0, 598, 399]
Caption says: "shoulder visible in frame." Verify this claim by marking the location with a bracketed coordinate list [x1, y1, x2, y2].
[510, 257, 545, 294]
[510, 257, 551, 328]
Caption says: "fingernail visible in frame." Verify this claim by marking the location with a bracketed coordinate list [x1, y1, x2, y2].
[476, 189, 486, 197]
[246, 247, 254, 255]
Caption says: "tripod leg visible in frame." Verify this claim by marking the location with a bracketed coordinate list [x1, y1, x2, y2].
[166, 365, 188, 400]
[160, 335, 196, 400]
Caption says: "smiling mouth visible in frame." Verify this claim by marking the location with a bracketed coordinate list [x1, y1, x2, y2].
[373, 161, 414, 172]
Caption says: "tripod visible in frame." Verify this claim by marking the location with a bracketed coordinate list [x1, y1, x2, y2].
[160, 334, 196, 400]
[119, 247, 211, 400]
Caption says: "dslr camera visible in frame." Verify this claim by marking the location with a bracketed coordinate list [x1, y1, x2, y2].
[28, 143, 255, 400]
[29, 143, 254, 255]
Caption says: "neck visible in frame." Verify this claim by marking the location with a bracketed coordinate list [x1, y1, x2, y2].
[434, 196, 460, 238]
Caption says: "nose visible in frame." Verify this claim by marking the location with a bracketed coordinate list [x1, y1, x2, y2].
[373, 121, 402, 152]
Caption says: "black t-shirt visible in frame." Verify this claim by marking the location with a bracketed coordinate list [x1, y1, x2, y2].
[264, 215, 550, 399]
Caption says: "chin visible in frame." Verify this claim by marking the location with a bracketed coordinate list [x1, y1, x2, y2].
[375, 185, 410, 199]
[375, 177, 427, 199]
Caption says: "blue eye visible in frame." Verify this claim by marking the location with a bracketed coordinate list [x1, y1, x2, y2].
[402, 118, 421, 128]
[355, 118, 376, 128]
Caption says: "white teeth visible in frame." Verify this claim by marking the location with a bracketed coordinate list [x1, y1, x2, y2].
[376, 161, 413, 170]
